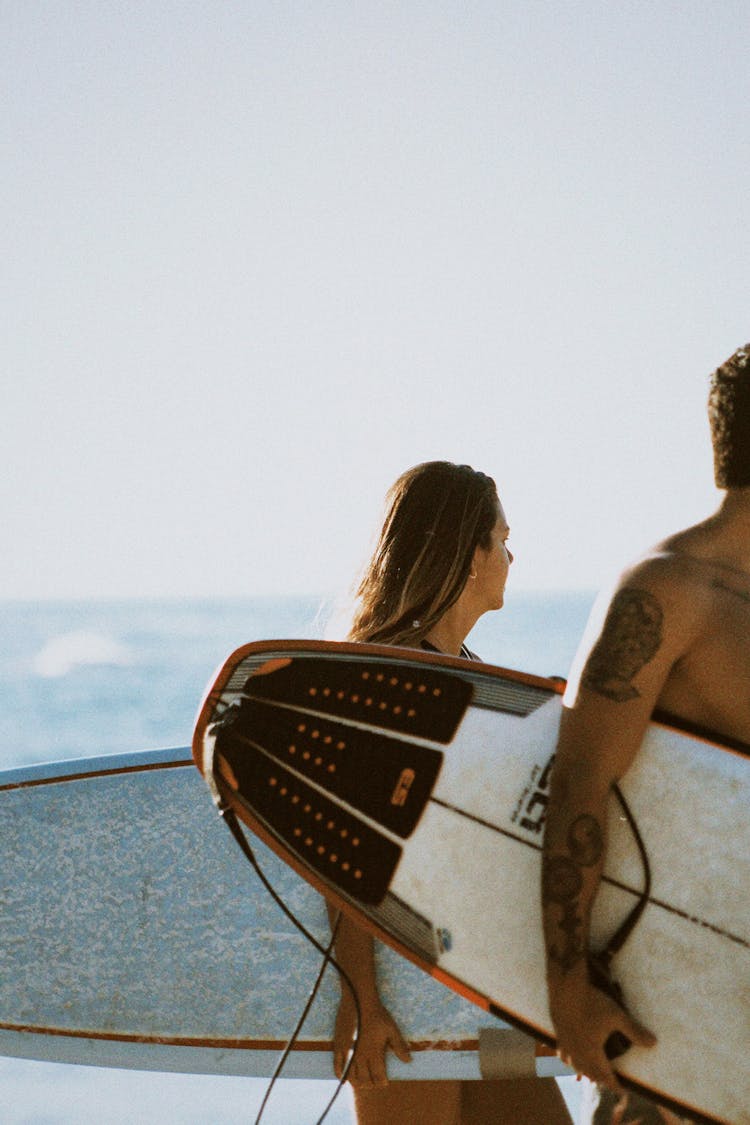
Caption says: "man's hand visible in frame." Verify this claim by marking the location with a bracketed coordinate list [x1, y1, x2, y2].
[333, 995, 412, 1087]
[550, 967, 657, 1090]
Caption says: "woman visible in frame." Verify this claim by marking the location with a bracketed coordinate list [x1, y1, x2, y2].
[330, 461, 572, 1125]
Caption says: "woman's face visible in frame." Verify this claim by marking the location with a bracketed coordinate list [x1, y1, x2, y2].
[473, 501, 513, 610]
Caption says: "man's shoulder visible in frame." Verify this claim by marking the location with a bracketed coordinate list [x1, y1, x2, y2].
[605, 544, 750, 657]
[594, 551, 721, 650]
[616, 550, 712, 604]
[623, 542, 749, 598]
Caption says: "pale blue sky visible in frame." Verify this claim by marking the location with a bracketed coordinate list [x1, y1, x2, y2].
[2, 1, 748, 599]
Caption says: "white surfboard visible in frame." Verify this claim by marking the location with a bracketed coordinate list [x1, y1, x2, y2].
[0, 748, 561, 1082]
[193, 640, 750, 1125]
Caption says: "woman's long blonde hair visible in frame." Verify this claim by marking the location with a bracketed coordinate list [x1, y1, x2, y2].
[349, 461, 499, 647]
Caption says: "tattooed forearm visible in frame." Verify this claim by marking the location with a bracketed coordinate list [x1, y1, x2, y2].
[582, 588, 663, 702]
[543, 814, 604, 973]
[567, 813, 604, 866]
[543, 854, 584, 971]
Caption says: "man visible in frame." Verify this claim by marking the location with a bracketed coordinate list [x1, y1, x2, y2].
[541, 343, 750, 1123]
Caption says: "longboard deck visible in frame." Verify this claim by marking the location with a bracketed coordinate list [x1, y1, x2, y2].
[193, 640, 750, 1125]
[0, 749, 561, 1080]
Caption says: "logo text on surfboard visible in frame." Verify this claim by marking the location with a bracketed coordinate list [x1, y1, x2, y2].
[391, 768, 416, 806]
[512, 754, 555, 834]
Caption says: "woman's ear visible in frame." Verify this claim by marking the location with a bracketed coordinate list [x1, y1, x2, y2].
[469, 542, 483, 580]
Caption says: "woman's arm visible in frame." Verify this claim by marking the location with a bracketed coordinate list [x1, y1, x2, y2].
[327, 904, 412, 1086]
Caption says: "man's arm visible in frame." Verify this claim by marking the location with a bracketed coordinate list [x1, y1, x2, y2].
[542, 567, 701, 1088]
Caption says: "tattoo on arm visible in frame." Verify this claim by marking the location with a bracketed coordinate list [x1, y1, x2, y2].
[567, 813, 604, 866]
[582, 588, 664, 702]
[543, 814, 604, 973]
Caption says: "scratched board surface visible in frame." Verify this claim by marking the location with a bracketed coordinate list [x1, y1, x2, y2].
[0, 751, 512, 1078]
[195, 640, 750, 1125]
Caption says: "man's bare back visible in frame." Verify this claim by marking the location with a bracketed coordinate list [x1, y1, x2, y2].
[569, 507, 750, 748]
[652, 536, 750, 743]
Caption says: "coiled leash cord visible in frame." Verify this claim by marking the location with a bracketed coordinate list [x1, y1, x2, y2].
[204, 739, 361, 1125]
[217, 803, 361, 1125]
[588, 782, 652, 1060]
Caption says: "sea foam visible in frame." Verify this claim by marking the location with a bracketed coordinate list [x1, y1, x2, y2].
[34, 631, 133, 678]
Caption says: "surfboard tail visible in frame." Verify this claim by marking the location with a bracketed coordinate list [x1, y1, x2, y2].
[194, 642, 475, 909]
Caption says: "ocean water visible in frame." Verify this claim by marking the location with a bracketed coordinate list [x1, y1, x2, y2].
[0, 591, 594, 1123]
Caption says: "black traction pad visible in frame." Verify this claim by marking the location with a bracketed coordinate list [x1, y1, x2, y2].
[242, 655, 472, 744]
[215, 725, 401, 905]
[215, 697, 442, 838]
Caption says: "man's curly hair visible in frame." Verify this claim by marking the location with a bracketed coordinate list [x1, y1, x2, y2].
[708, 344, 750, 489]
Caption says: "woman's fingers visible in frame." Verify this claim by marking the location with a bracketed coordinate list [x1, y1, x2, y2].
[389, 1026, 413, 1064]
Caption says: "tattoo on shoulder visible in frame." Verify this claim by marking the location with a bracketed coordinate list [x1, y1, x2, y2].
[711, 578, 750, 605]
[582, 588, 664, 702]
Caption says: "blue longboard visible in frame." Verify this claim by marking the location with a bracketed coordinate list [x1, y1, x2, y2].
[0, 748, 552, 1080]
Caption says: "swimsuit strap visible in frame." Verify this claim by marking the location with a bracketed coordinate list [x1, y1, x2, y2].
[420, 639, 478, 661]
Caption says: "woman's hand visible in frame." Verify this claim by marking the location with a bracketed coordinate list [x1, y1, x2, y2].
[326, 906, 411, 1085]
[333, 994, 412, 1087]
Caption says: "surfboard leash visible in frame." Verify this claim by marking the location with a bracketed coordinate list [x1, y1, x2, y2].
[607, 782, 652, 956]
[249, 903, 344, 1125]
[588, 781, 653, 1060]
[204, 735, 361, 1124]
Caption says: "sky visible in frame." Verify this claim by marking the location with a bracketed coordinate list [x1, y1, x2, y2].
[2, 1, 749, 600]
